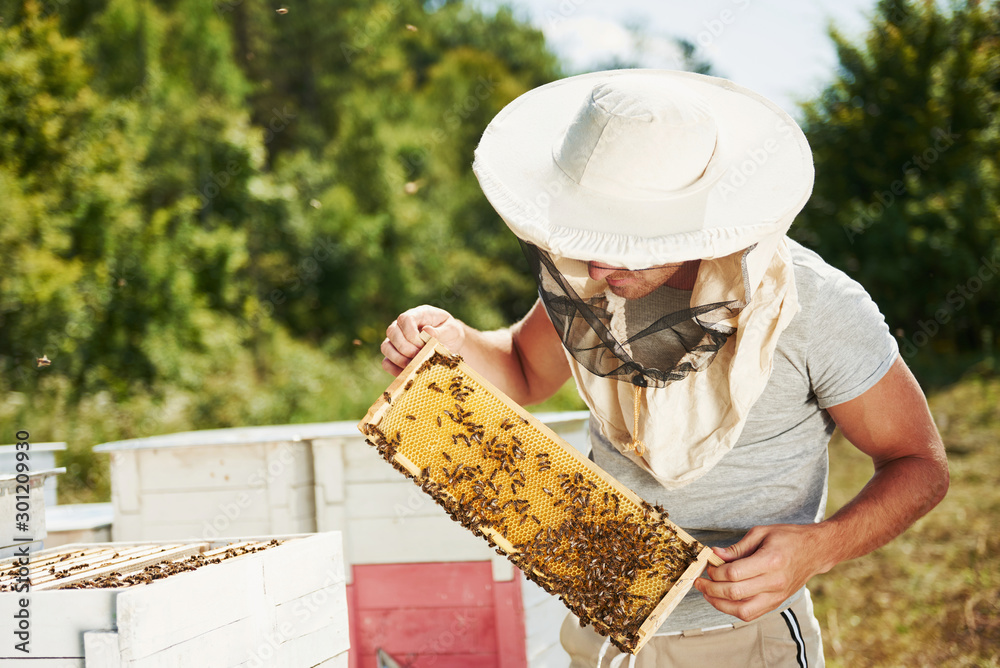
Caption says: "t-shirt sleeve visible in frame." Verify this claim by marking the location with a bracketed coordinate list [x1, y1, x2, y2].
[806, 269, 899, 409]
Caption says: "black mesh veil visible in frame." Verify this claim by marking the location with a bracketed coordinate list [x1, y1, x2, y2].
[521, 242, 755, 389]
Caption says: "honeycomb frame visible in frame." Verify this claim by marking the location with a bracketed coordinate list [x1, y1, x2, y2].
[358, 336, 724, 654]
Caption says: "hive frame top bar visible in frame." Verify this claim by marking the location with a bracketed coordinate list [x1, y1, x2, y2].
[358, 335, 725, 654]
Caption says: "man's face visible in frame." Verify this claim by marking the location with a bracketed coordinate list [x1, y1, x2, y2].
[587, 260, 701, 299]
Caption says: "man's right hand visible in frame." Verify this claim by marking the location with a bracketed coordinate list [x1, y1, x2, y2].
[381, 305, 465, 376]
[379, 299, 571, 406]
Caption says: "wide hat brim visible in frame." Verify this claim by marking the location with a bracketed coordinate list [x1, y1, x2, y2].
[472, 69, 814, 269]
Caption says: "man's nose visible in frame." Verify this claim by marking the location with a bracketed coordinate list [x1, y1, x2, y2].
[587, 263, 622, 282]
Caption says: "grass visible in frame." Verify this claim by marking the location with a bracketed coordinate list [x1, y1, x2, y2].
[814, 367, 1000, 668]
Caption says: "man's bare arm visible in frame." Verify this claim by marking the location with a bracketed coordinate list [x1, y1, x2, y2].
[381, 299, 572, 406]
[694, 356, 949, 621]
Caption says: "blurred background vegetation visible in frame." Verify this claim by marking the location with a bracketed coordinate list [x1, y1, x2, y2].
[0, 0, 996, 495]
[0, 0, 997, 662]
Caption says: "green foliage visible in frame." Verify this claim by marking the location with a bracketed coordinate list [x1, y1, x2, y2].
[0, 0, 569, 487]
[793, 0, 1000, 381]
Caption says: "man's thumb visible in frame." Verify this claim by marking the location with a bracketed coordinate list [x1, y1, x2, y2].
[711, 545, 740, 564]
[717, 529, 764, 562]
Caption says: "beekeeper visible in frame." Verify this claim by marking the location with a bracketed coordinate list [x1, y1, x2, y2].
[380, 70, 949, 668]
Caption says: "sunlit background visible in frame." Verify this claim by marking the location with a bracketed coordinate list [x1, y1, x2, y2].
[479, 0, 877, 115]
[0, 1, 997, 664]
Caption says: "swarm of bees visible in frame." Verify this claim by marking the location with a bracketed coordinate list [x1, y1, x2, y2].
[360, 346, 706, 654]
[56, 540, 282, 590]
[0, 540, 284, 592]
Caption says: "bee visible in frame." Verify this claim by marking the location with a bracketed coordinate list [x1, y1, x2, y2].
[442, 452, 452, 462]
[383, 391, 392, 404]
[404, 380, 413, 391]
[405, 415, 416, 421]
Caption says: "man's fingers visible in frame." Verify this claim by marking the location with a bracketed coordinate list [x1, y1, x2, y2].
[694, 571, 781, 603]
[382, 306, 461, 376]
[381, 356, 404, 377]
[707, 528, 771, 582]
[393, 314, 425, 352]
[380, 337, 413, 371]
[708, 552, 774, 583]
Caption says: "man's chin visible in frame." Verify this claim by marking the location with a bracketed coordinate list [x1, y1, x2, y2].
[608, 284, 657, 299]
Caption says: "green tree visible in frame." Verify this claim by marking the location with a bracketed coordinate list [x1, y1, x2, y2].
[793, 0, 1000, 378]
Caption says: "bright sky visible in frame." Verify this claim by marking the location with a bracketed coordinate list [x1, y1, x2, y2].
[477, 0, 879, 119]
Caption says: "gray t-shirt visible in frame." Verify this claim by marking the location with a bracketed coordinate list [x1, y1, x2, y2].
[589, 239, 899, 632]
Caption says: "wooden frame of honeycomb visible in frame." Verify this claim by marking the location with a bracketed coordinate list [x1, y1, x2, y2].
[358, 336, 724, 654]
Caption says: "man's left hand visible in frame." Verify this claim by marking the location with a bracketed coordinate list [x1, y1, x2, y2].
[692, 523, 833, 622]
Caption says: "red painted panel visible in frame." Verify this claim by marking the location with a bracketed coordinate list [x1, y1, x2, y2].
[356, 606, 497, 657]
[407, 653, 500, 668]
[353, 562, 494, 610]
[362, 652, 499, 668]
[348, 561, 527, 668]
[493, 572, 527, 668]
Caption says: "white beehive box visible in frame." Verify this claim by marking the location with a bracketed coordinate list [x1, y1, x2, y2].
[0, 443, 66, 507]
[93, 424, 349, 541]
[1, 468, 64, 559]
[0, 532, 348, 667]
